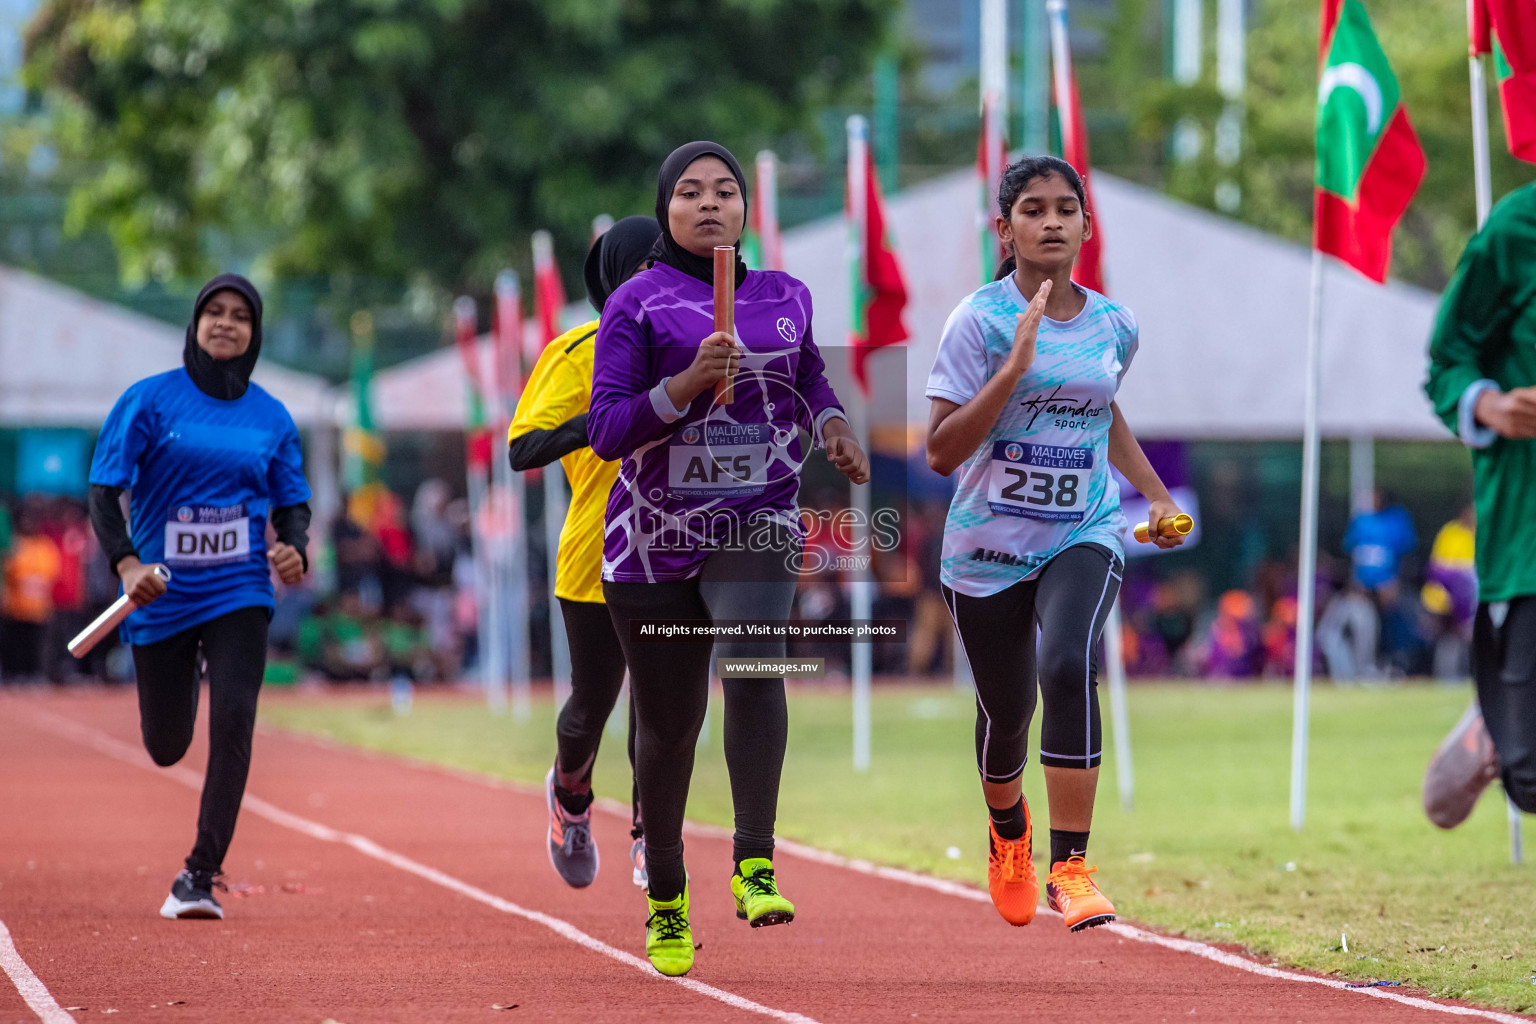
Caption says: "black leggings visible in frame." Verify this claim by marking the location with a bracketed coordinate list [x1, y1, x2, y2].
[131, 606, 269, 875]
[604, 523, 800, 900]
[1474, 596, 1536, 813]
[943, 544, 1122, 780]
[555, 598, 641, 837]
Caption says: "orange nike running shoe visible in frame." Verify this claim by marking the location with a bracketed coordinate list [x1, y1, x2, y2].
[1046, 857, 1116, 932]
[986, 812, 1038, 926]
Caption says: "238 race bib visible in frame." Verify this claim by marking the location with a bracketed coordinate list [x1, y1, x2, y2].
[986, 442, 1092, 522]
[668, 422, 773, 498]
[164, 503, 251, 567]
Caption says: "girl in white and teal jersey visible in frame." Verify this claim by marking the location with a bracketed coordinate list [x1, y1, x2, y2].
[925, 156, 1186, 933]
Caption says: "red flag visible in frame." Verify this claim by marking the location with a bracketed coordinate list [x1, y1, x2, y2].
[1314, 0, 1425, 283]
[453, 296, 492, 469]
[493, 270, 523, 405]
[1049, 9, 1105, 294]
[1473, 0, 1536, 163]
[532, 230, 566, 355]
[850, 138, 909, 395]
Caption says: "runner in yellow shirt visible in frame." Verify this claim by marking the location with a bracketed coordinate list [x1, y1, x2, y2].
[509, 216, 659, 889]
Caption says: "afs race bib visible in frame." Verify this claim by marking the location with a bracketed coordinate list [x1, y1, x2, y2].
[165, 504, 251, 567]
[987, 442, 1092, 522]
[669, 422, 773, 498]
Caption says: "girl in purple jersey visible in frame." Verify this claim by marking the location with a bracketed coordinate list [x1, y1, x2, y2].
[589, 141, 868, 976]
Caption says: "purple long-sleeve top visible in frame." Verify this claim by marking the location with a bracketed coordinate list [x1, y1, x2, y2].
[588, 262, 846, 583]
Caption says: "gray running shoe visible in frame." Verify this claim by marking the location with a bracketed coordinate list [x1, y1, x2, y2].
[1424, 702, 1501, 829]
[159, 869, 225, 920]
[631, 838, 648, 888]
[545, 768, 599, 887]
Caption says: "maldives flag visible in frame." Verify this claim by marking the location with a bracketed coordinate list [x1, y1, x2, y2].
[1314, 0, 1425, 283]
[850, 143, 909, 395]
[1472, 0, 1536, 163]
[492, 269, 523, 405]
[531, 230, 565, 356]
[1049, 17, 1106, 294]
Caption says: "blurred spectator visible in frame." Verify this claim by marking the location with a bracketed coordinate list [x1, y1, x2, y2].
[1, 505, 63, 681]
[1317, 582, 1378, 680]
[1261, 596, 1299, 677]
[383, 605, 435, 682]
[1196, 589, 1263, 678]
[1422, 504, 1477, 680]
[42, 499, 94, 682]
[1343, 489, 1418, 595]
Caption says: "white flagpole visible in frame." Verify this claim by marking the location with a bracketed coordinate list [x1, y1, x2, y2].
[1104, 601, 1135, 812]
[847, 114, 873, 774]
[756, 150, 783, 272]
[1290, 251, 1325, 831]
[980, 0, 1008, 282]
[1466, 4, 1523, 862]
[546, 461, 572, 709]
[458, 297, 507, 714]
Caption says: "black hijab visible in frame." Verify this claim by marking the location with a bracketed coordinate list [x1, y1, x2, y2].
[183, 273, 263, 400]
[650, 141, 749, 289]
[584, 215, 663, 314]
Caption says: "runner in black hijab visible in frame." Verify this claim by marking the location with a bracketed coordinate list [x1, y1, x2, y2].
[649, 141, 749, 288]
[585, 215, 665, 314]
[182, 273, 264, 400]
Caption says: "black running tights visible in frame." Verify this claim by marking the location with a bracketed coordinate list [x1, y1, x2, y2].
[1474, 596, 1536, 813]
[604, 527, 799, 900]
[131, 606, 268, 875]
[943, 544, 1122, 781]
[555, 598, 641, 837]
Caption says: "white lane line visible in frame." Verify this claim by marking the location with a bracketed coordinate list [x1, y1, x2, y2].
[22, 710, 824, 1024]
[259, 722, 1535, 1024]
[0, 918, 73, 1024]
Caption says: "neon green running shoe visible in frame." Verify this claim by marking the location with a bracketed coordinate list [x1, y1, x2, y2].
[644, 885, 694, 976]
[730, 858, 795, 927]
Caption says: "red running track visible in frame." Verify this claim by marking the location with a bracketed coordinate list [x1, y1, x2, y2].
[0, 689, 1528, 1024]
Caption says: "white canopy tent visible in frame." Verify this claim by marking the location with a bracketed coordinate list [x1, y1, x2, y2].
[0, 265, 337, 430]
[356, 167, 1448, 443]
[2, 265, 341, 524]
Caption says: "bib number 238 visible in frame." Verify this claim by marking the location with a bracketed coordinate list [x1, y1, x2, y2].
[986, 442, 1092, 522]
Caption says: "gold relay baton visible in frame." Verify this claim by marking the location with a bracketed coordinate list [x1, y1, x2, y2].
[1133, 513, 1194, 544]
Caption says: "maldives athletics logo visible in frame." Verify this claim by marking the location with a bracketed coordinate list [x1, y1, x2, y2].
[1313, 0, 1425, 283]
[680, 426, 701, 445]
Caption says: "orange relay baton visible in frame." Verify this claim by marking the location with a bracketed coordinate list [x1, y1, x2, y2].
[713, 245, 735, 405]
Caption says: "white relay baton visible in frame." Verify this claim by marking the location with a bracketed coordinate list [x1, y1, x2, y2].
[68, 565, 172, 659]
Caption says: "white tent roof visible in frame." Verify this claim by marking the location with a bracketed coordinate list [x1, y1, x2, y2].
[352, 167, 1451, 442]
[0, 266, 337, 429]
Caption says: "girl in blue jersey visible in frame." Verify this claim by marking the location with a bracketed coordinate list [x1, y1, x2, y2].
[88, 274, 311, 921]
[925, 157, 1185, 933]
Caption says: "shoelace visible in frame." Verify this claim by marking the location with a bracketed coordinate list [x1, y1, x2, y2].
[189, 870, 227, 894]
[740, 868, 780, 900]
[1049, 859, 1099, 900]
[647, 906, 689, 942]
[563, 820, 592, 855]
[993, 837, 1031, 883]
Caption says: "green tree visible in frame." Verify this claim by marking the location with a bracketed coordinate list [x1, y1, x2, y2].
[25, 0, 898, 295]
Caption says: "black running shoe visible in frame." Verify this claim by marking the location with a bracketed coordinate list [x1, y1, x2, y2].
[160, 869, 226, 920]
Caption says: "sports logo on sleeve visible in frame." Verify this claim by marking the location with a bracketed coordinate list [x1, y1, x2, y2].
[164, 504, 251, 566]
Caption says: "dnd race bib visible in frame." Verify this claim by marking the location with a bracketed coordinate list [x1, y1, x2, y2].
[668, 422, 773, 498]
[986, 442, 1092, 522]
[164, 503, 251, 566]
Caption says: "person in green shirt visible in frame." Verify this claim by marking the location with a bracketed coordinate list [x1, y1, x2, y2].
[1422, 182, 1536, 829]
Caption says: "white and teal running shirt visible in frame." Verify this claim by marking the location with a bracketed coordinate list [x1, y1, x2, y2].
[925, 276, 1138, 598]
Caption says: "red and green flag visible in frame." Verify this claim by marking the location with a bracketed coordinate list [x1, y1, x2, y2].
[1314, 0, 1426, 283]
[1048, 1, 1106, 295]
[850, 139, 909, 395]
[1472, 0, 1536, 163]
